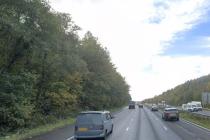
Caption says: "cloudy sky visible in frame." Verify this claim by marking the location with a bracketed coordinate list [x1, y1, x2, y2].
[49, 0, 210, 101]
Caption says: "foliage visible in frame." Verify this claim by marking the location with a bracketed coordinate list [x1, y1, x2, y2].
[180, 112, 210, 130]
[143, 75, 210, 106]
[0, 0, 131, 135]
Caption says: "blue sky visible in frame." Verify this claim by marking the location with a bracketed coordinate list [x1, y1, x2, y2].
[163, 12, 210, 56]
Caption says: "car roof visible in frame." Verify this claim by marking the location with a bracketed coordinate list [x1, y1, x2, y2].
[165, 107, 177, 110]
[79, 111, 110, 114]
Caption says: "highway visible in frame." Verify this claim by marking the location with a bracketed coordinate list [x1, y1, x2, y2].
[28, 107, 210, 140]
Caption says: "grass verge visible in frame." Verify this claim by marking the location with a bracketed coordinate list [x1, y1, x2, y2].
[180, 112, 210, 130]
[0, 106, 125, 140]
[0, 117, 75, 140]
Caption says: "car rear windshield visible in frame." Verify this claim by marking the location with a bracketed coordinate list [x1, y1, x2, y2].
[76, 113, 102, 125]
[129, 101, 135, 105]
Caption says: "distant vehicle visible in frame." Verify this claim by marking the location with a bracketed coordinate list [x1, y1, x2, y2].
[158, 101, 166, 109]
[186, 103, 194, 112]
[138, 104, 143, 108]
[186, 101, 202, 112]
[74, 111, 114, 140]
[182, 104, 188, 111]
[151, 104, 158, 111]
[190, 101, 202, 111]
[162, 108, 179, 121]
[129, 101, 136, 109]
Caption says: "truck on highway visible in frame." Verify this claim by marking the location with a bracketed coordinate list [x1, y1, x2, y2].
[190, 101, 202, 111]
[184, 101, 202, 112]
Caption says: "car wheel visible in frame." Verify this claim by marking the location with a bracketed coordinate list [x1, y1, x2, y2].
[110, 125, 113, 134]
[177, 118, 179, 121]
[102, 130, 107, 140]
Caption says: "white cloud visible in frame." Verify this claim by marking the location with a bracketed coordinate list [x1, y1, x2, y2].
[50, 0, 210, 100]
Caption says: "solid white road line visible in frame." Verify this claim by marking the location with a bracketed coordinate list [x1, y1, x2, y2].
[66, 136, 74, 140]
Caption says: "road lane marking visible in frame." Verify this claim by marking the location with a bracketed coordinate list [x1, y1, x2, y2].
[163, 126, 168, 131]
[66, 136, 74, 140]
[126, 127, 130, 131]
[174, 123, 196, 137]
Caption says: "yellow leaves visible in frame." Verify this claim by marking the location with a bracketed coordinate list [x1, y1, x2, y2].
[46, 90, 77, 110]
[65, 72, 82, 85]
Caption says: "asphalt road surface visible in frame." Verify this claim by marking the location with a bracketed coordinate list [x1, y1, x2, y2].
[28, 106, 210, 140]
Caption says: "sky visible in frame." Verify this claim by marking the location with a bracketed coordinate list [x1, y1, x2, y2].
[49, 0, 210, 101]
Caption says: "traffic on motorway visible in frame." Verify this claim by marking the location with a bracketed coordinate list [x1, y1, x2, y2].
[70, 101, 210, 140]
[27, 102, 210, 140]
[2, 1, 210, 140]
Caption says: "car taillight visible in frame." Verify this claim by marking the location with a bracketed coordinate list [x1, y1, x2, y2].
[165, 113, 169, 116]
[75, 126, 78, 131]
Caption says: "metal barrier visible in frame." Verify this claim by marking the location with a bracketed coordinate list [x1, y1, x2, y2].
[190, 111, 210, 119]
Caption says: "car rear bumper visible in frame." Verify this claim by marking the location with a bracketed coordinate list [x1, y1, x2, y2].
[75, 135, 105, 139]
[75, 130, 105, 139]
[168, 116, 179, 119]
[129, 106, 135, 109]
[165, 115, 179, 120]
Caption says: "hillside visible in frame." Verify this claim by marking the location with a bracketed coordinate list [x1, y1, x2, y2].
[143, 74, 210, 106]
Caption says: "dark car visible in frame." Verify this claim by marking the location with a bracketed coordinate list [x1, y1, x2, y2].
[129, 104, 135, 109]
[138, 104, 143, 108]
[74, 111, 114, 140]
[129, 101, 136, 109]
[151, 104, 158, 111]
[162, 108, 179, 121]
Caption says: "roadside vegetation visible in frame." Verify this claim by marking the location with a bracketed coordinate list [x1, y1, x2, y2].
[0, 117, 75, 140]
[0, 0, 131, 138]
[180, 112, 210, 130]
[0, 106, 124, 140]
[143, 75, 210, 107]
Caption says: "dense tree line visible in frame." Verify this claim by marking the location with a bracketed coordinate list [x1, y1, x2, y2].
[0, 0, 131, 135]
[143, 75, 210, 106]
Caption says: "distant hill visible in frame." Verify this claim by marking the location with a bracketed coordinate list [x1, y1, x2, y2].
[143, 74, 210, 106]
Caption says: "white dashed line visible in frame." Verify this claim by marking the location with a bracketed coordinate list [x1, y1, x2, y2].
[66, 136, 74, 140]
[163, 126, 168, 131]
[126, 127, 130, 131]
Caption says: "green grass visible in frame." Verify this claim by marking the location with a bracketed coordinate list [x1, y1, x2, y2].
[0, 106, 125, 140]
[0, 117, 75, 140]
[180, 112, 210, 130]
